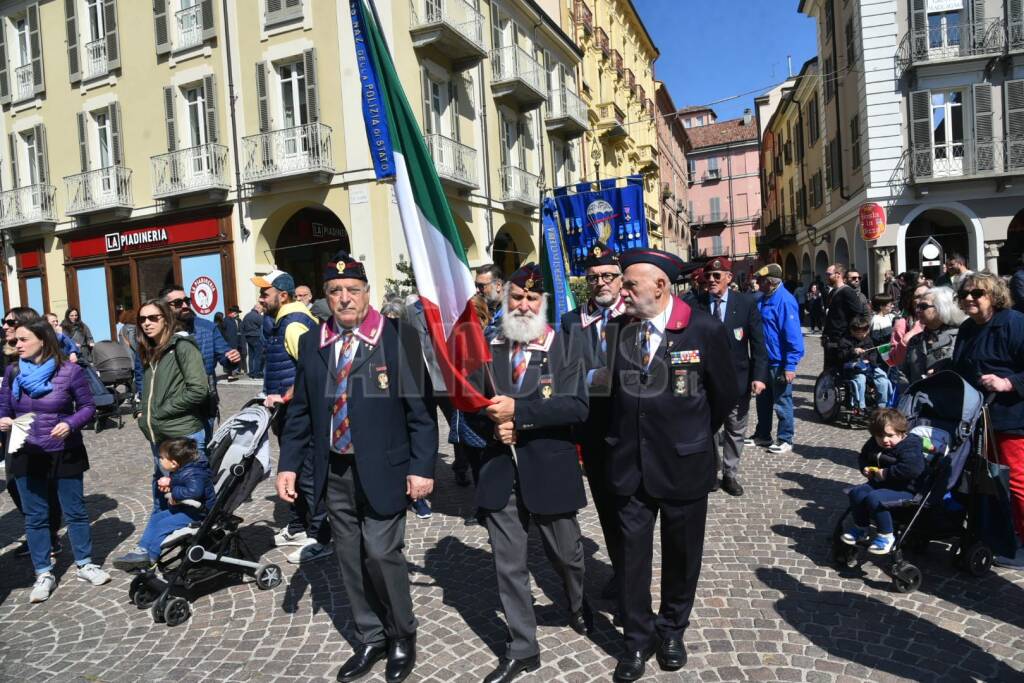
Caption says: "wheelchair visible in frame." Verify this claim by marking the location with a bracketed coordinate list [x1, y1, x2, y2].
[813, 362, 884, 428]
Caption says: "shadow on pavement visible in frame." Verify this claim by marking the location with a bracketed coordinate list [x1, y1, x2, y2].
[757, 567, 1022, 681]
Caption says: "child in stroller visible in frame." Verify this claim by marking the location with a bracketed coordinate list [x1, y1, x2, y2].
[114, 437, 214, 571]
[842, 408, 925, 555]
[827, 315, 893, 415]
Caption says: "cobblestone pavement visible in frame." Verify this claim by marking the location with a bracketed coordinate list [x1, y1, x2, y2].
[1, 339, 1023, 683]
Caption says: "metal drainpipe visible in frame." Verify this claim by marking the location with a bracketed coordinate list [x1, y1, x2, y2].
[221, 0, 246, 240]
[478, 59, 495, 253]
[726, 142, 736, 257]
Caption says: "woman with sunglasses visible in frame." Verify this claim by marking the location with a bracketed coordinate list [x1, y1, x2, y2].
[0, 317, 108, 602]
[114, 298, 210, 570]
[61, 308, 94, 365]
[952, 272, 1024, 568]
[900, 286, 964, 385]
[887, 282, 930, 369]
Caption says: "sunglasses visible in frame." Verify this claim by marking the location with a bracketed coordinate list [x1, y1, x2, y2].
[957, 288, 986, 301]
[585, 272, 620, 285]
[706, 272, 728, 281]
[2, 318, 16, 327]
[915, 303, 934, 311]
[167, 297, 190, 308]
[848, 276, 860, 281]
[140, 314, 164, 323]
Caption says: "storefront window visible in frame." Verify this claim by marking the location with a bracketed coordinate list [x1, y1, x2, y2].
[137, 254, 175, 302]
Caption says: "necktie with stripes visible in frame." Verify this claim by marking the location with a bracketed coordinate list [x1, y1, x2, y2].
[641, 321, 653, 368]
[511, 342, 527, 388]
[331, 332, 355, 454]
[712, 297, 723, 322]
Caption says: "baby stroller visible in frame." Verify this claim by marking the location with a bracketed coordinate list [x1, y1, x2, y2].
[830, 371, 990, 593]
[78, 361, 118, 431]
[92, 341, 137, 416]
[128, 398, 281, 626]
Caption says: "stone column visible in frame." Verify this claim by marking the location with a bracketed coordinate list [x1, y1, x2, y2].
[985, 241, 1005, 275]
[874, 246, 895, 294]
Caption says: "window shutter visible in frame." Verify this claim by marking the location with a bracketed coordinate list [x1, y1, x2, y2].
[971, 0, 985, 49]
[0, 21, 9, 105]
[28, 4, 44, 95]
[267, 0, 282, 12]
[9, 134, 18, 188]
[448, 79, 460, 142]
[154, 0, 170, 55]
[303, 48, 319, 123]
[104, 0, 120, 70]
[910, 0, 927, 56]
[972, 83, 994, 171]
[825, 138, 833, 188]
[203, 74, 218, 143]
[65, 0, 80, 83]
[109, 102, 123, 165]
[163, 86, 177, 151]
[420, 69, 432, 135]
[909, 90, 932, 177]
[202, 0, 216, 40]
[34, 124, 47, 184]
[1006, 80, 1024, 169]
[76, 111, 89, 171]
[255, 62, 269, 132]
[1012, 0, 1024, 30]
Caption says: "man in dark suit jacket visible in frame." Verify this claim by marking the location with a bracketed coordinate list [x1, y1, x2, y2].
[469, 263, 591, 683]
[606, 249, 739, 682]
[559, 242, 626, 595]
[277, 252, 437, 683]
[692, 256, 768, 496]
[240, 303, 265, 379]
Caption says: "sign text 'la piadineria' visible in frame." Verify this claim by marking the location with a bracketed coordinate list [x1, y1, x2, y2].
[105, 228, 170, 253]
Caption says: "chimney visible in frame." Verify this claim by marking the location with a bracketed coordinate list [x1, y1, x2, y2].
[743, 108, 753, 126]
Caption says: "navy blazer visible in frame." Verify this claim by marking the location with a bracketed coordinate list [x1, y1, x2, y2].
[693, 291, 769, 396]
[952, 308, 1024, 435]
[605, 297, 739, 501]
[279, 311, 438, 516]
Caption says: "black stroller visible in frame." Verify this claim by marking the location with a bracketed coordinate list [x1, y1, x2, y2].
[91, 341, 137, 425]
[128, 399, 281, 626]
[78, 361, 118, 431]
[831, 371, 992, 593]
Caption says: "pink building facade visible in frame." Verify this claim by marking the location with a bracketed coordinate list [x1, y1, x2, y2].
[681, 106, 762, 280]
[655, 82, 689, 259]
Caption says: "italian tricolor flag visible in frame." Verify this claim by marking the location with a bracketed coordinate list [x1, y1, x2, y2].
[351, 0, 491, 411]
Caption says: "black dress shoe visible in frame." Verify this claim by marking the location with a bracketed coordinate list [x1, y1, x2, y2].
[656, 636, 686, 671]
[721, 476, 744, 497]
[482, 654, 541, 683]
[613, 646, 654, 682]
[337, 643, 386, 682]
[569, 599, 594, 635]
[385, 635, 416, 683]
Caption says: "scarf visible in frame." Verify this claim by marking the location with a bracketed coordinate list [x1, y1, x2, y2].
[12, 357, 57, 400]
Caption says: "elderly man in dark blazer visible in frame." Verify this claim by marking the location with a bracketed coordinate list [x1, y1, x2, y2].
[691, 256, 768, 496]
[469, 263, 591, 683]
[606, 249, 738, 682]
[276, 252, 437, 683]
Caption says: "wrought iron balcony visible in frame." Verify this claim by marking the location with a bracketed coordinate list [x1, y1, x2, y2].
[499, 165, 539, 211]
[595, 27, 609, 58]
[625, 68, 635, 94]
[84, 38, 108, 80]
[545, 87, 587, 137]
[574, 0, 592, 35]
[425, 134, 477, 190]
[894, 138, 1024, 185]
[490, 45, 546, 108]
[690, 210, 729, 227]
[596, 102, 627, 141]
[175, 3, 204, 51]
[0, 184, 57, 229]
[151, 143, 230, 200]
[409, 0, 487, 66]
[895, 17, 1004, 76]
[242, 122, 334, 187]
[14, 64, 33, 102]
[65, 166, 133, 216]
[611, 49, 623, 79]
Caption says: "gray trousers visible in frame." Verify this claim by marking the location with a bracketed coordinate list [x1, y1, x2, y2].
[484, 490, 585, 659]
[716, 395, 751, 479]
[326, 455, 416, 646]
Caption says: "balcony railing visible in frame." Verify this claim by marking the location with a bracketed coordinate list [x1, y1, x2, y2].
[242, 122, 334, 185]
[690, 211, 729, 225]
[409, 0, 486, 61]
[65, 166, 133, 216]
[703, 168, 721, 181]
[895, 138, 1024, 184]
[490, 45, 546, 106]
[574, 0, 592, 34]
[625, 68, 635, 93]
[84, 38, 108, 79]
[896, 17, 1004, 74]
[595, 27, 609, 58]
[611, 49, 623, 78]
[499, 165, 539, 208]
[175, 3, 204, 51]
[0, 184, 57, 228]
[425, 134, 477, 189]
[14, 64, 33, 102]
[151, 143, 230, 200]
[545, 87, 588, 135]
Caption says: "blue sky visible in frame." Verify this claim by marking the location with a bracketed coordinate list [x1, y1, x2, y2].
[639, 0, 819, 120]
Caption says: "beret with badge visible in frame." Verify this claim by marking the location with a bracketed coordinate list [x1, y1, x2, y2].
[704, 255, 732, 272]
[507, 262, 546, 293]
[619, 248, 687, 283]
[755, 263, 784, 279]
[323, 251, 368, 283]
[582, 241, 619, 269]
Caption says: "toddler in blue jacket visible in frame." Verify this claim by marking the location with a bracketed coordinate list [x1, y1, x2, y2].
[114, 437, 215, 571]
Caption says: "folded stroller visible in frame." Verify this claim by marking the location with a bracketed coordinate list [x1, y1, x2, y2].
[91, 341, 137, 422]
[128, 398, 280, 626]
[831, 371, 990, 593]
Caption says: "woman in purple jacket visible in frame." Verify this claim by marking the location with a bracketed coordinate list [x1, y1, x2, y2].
[0, 317, 109, 603]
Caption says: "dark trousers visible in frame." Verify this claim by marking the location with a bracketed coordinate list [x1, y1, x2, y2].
[483, 489, 585, 659]
[848, 483, 914, 534]
[326, 454, 416, 646]
[581, 444, 622, 578]
[617, 488, 708, 651]
[452, 443, 482, 484]
[7, 478, 62, 542]
[272, 409, 329, 543]
[246, 339, 264, 377]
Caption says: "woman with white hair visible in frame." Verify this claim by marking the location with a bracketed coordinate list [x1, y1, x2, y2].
[901, 286, 965, 384]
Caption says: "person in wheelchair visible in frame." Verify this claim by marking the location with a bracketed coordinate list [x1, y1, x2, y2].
[825, 316, 892, 415]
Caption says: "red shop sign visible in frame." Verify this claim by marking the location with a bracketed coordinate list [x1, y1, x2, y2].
[66, 218, 221, 259]
[859, 203, 887, 242]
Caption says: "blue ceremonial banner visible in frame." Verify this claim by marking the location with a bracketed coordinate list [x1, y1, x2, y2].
[540, 197, 576, 326]
[351, 0, 395, 179]
[552, 176, 649, 276]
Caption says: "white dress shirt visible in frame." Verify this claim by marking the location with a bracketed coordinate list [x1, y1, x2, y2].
[642, 298, 674, 367]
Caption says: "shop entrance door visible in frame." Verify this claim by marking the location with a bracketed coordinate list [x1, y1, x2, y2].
[110, 263, 134, 313]
[76, 266, 112, 340]
[136, 254, 175, 302]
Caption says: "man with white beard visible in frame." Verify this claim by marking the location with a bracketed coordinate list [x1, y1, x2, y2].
[469, 263, 591, 683]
